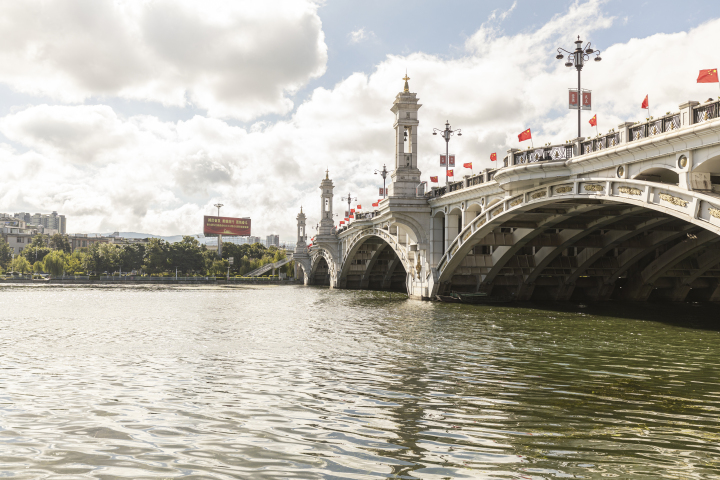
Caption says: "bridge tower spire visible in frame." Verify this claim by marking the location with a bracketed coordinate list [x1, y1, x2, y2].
[295, 206, 307, 252]
[389, 72, 422, 197]
[319, 170, 335, 236]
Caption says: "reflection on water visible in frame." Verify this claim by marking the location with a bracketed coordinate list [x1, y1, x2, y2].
[0, 284, 719, 478]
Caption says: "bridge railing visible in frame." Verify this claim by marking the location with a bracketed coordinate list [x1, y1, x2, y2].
[693, 99, 720, 123]
[628, 112, 681, 141]
[581, 131, 621, 154]
[425, 169, 500, 197]
[512, 143, 574, 165]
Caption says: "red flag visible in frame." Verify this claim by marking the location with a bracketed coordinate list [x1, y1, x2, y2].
[372, 202, 378, 207]
[350, 208, 355, 213]
[518, 128, 532, 142]
[430, 176, 438, 182]
[356, 205, 362, 210]
[349, 214, 354, 219]
[447, 169, 454, 177]
[641, 95, 649, 109]
[589, 114, 597, 127]
[339, 221, 344, 225]
[490, 153, 497, 161]
[698, 69, 719, 83]
[463, 162, 472, 169]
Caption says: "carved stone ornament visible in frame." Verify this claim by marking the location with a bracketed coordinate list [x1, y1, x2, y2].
[584, 184, 604, 192]
[555, 185, 573, 194]
[617, 166, 625, 178]
[462, 229, 472, 242]
[509, 197, 523, 207]
[659, 193, 688, 207]
[451, 244, 459, 256]
[678, 155, 688, 168]
[475, 217, 486, 228]
[530, 190, 547, 199]
[709, 207, 720, 219]
[492, 206, 504, 216]
[618, 186, 642, 196]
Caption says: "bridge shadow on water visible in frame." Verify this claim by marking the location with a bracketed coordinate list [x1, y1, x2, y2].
[465, 300, 720, 332]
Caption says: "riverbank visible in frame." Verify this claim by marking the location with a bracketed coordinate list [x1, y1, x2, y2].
[0, 277, 300, 285]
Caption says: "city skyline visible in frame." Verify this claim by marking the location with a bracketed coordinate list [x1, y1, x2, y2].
[0, 0, 718, 239]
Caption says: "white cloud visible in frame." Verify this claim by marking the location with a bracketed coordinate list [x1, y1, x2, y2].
[348, 28, 374, 44]
[1, 0, 719, 240]
[0, 0, 327, 121]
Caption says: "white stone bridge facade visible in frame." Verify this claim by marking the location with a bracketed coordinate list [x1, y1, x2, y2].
[292, 81, 720, 302]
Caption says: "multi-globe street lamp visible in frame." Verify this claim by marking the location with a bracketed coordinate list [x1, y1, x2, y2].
[432, 121, 461, 187]
[555, 36, 602, 139]
[341, 193, 357, 219]
[374, 164, 389, 199]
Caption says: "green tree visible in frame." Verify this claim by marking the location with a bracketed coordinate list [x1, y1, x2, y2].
[11, 256, 31, 274]
[170, 236, 205, 274]
[83, 242, 102, 274]
[0, 237, 12, 269]
[22, 234, 51, 263]
[119, 244, 145, 272]
[98, 244, 121, 273]
[209, 258, 228, 276]
[49, 233, 72, 253]
[33, 260, 44, 273]
[64, 251, 85, 275]
[143, 238, 171, 274]
[43, 250, 66, 277]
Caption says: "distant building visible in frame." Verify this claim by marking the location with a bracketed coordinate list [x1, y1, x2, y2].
[14, 211, 66, 234]
[266, 234, 280, 247]
[67, 234, 111, 251]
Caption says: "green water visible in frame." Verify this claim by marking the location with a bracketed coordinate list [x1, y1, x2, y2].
[0, 284, 718, 478]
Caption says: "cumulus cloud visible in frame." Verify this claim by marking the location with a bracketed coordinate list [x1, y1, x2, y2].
[1, 0, 719, 240]
[348, 28, 374, 44]
[0, 0, 327, 120]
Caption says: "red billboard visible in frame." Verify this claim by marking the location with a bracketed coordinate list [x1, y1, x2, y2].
[203, 216, 251, 236]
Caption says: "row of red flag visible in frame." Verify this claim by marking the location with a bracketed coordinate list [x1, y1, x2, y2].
[514, 69, 719, 142]
[336, 69, 720, 217]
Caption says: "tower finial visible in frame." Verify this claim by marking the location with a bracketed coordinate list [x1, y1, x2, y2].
[300, 205, 303, 213]
[403, 70, 410, 93]
[325, 168, 329, 179]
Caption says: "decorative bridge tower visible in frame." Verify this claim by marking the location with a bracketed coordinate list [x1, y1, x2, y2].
[295, 206, 307, 251]
[293, 206, 311, 283]
[389, 73, 422, 197]
[319, 170, 335, 236]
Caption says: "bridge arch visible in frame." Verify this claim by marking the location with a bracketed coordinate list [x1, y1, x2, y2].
[309, 248, 336, 286]
[433, 178, 720, 302]
[338, 228, 411, 292]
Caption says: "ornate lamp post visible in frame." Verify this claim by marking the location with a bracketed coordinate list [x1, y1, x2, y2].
[374, 164, 389, 199]
[213, 203, 224, 257]
[341, 193, 357, 219]
[432, 120, 461, 187]
[556, 36, 602, 139]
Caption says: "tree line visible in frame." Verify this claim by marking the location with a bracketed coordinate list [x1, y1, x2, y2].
[0, 234, 292, 277]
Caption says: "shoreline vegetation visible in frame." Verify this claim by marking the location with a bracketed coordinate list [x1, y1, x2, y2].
[0, 234, 294, 279]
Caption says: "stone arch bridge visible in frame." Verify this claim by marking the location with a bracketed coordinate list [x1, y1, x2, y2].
[293, 89, 720, 302]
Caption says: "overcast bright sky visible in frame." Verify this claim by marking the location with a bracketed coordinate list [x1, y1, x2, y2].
[1, 0, 719, 239]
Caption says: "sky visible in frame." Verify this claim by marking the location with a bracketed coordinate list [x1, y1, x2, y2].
[1, 0, 719, 240]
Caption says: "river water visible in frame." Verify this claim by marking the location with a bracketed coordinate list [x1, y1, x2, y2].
[1, 284, 719, 479]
